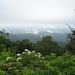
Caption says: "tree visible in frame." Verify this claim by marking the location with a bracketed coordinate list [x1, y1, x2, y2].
[66, 24, 75, 54]
[0, 29, 13, 53]
[0, 36, 13, 48]
[0, 29, 9, 37]
[16, 39, 34, 53]
[34, 36, 63, 55]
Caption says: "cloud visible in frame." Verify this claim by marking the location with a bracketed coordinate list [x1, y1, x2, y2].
[0, 0, 75, 26]
[46, 30, 53, 33]
[42, 24, 57, 29]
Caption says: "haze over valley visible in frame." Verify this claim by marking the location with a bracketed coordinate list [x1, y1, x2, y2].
[0, 24, 70, 42]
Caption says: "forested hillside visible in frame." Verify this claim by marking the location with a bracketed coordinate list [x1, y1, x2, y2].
[6, 32, 68, 42]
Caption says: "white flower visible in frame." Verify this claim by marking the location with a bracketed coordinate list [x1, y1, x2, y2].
[38, 55, 41, 58]
[42, 57, 45, 59]
[8, 67, 12, 70]
[40, 60, 42, 62]
[25, 49, 29, 52]
[37, 52, 42, 58]
[34, 54, 38, 57]
[37, 52, 41, 55]
[17, 57, 22, 61]
[15, 70, 19, 72]
[28, 51, 31, 55]
[32, 50, 35, 53]
[7, 57, 10, 61]
[22, 52, 26, 54]
[17, 54, 21, 56]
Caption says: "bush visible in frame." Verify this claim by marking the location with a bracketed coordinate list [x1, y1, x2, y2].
[0, 69, 8, 75]
[0, 49, 75, 75]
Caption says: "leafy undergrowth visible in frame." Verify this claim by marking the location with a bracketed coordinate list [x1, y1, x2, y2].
[0, 49, 75, 75]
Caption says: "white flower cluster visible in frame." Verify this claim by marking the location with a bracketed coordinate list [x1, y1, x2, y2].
[6, 49, 45, 63]
[17, 53, 21, 56]
[15, 70, 19, 72]
[34, 53, 41, 58]
[38, 55, 41, 58]
[8, 67, 18, 71]
[23, 49, 31, 55]
[37, 52, 41, 55]
[22, 52, 26, 54]
[32, 50, 35, 53]
[34, 55, 38, 57]
[42, 57, 45, 59]
[28, 51, 31, 55]
[40, 60, 42, 62]
[17, 57, 22, 61]
[7, 57, 11, 61]
[25, 49, 29, 52]
[34, 52, 45, 59]
[37, 52, 42, 58]
[8, 67, 12, 70]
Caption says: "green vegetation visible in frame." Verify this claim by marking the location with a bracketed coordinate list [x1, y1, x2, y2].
[66, 25, 75, 54]
[0, 49, 75, 75]
[34, 36, 65, 56]
[0, 29, 75, 75]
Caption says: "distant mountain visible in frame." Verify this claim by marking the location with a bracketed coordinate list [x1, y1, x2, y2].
[7, 33, 41, 42]
[1, 24, 70, 42]
[7, 31, 68, 42]
[37, 31, 68, 42]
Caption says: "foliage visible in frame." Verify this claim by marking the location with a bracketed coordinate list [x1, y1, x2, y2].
[0, 29, 34, 54]
[17, 39, 34, 53]
[0, 69, 8, 75]
[0, 51, 13, 64]
[0, 49, 75, 75]
[0, 35, 13, 51]
[34, 36, 64, 55]
[7, 46, 18, 55]
[0, 44, 6, 52]
[66, 24, 75, 54]
[0, 29, 75, 75]
[0, 29, 65, 55]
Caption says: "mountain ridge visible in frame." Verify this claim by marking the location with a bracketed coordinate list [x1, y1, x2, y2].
[7, 31, 68, 42]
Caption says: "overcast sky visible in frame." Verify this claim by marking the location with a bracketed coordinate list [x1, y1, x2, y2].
[0, 0, 75, 28]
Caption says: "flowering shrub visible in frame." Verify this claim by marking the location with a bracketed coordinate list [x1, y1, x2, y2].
[0, 49, 75, 75]
[0, 49, 46, 75]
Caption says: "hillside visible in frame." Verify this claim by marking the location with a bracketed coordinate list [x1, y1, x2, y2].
[7, 31, 68, 42]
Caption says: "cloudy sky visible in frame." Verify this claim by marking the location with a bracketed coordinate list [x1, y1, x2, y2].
[0, 0, 75, 28]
